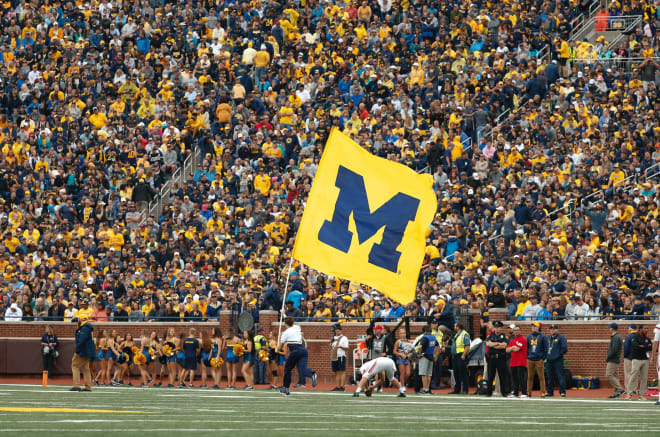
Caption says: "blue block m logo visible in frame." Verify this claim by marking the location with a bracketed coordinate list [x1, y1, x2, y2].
[318, 166, 421, 273]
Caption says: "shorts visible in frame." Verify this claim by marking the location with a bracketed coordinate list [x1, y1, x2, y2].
[332, 356, 346, 372]
[106, 350, 116, 361]
[183, 357, 197, 370]
[243, 354, 254, 366]
[176, 351, 184, 366]
[395, 357, 410, 365]
[418, 357, 434, 376]
[360, 357, 396, 380]
[97, 349, 106, 361]
[558, 58, 567, 66]
[226, 353, 239, 364]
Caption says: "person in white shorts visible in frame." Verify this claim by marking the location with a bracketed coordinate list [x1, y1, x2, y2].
[653, 323, 660, 406]
[353, 357, 406, 397]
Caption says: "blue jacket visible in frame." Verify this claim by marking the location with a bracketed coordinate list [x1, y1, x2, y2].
[75, 322, 95, 358]
[527, 331, 548, 361]
[546, 334, 568, 361]
[623, 331, 637, 360]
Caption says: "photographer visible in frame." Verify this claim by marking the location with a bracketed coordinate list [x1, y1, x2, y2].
[366, 323, 394, 360]
[41, 324, 59, 376]
[330, 323, 349, 391]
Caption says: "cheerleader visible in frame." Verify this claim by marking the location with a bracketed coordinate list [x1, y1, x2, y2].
[94, 330, 108, 385]
[118, 333, 136, 386]
[224, 329, 242, 389]
[136, 334, 151, 387]
[241, 330, 255, 390]
[200, 330, 213, 388]
[268, 330, 284, 389]
[163, 328, 178, 387]
[109, 332, 123, 385]
[210, 327, 224, 389]
[176, 332, 186, 385]
[147, 331, 160, 386]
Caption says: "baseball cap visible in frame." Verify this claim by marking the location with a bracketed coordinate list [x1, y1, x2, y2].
[509, 324, 518, 329]
[493, 321, 503, 327]
[609, 323, 618, 330]
[550, 324, 559, 329]
[374, 324, 384, 330]
[532, 321, 542, 328]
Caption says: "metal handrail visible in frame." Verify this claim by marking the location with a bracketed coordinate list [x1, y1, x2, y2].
[141, 145, 201, 224]
[607, 16, 643, 50]
[579, 174, 635, 210]
[644, 162, 660, 179]
[569, 1, 605, 41]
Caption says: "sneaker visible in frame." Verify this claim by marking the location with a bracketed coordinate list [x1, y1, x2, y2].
[493, 391, 500, 396]
[228, 385, 235, 390]
[419, 389, 430, 395]
[655, 400, 660, 405]
[243, 385, 254, 390]
[398, 392, 407, 398]
[81, 388, 92, 392]
[268, 385, 277, 390]
[365, 388, 373, 397]
[609, 392, 620, 398]
[69, 387, 81, 392]
[375, 387, 382, 393]
[506, 393, 516, 398]
[211, 384, 220, 389]
[200, 384, 207, 388]
[279, 387, 290, 396]
[167, 384, 174, 388]
[519, 394, 528, 399]
[93, 379, 99, 386]
[177, 383, 185, 388]
[353, 391, 360, 397]
[293, 383, 306, 388]
[188, 384, 194, 388]
[311, 372, 318, 388]
[331, 387, 345, 391]
[560, 393, 566, 398]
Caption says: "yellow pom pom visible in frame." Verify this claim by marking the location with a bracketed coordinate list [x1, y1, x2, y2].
[258, 349, 269, 362]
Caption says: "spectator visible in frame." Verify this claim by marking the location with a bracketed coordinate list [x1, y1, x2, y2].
[507, 324, 528, 398]
[526, 322, 548, 398]
[546, 324, 568, 397]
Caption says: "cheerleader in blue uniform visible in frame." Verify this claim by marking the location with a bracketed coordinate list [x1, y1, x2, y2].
[268, 331, 285, 389]
[119, 333, 136, 386]
[200, 330, 213, 388]
[108, 332, 123, 385]
[176, 332, 186, 385]
[241, 330, 255, 390]
[94, 330, 108, 385]
[137, 334, 151, 387]
[225, 329, 241, 389]
[163, 328, 177, 387]
[210, 327, 224, 389]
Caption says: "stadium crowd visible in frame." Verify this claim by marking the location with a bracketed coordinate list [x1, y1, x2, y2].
[2, 0, 660, 326]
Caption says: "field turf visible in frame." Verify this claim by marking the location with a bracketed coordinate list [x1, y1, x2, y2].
[0, 384, 659, 435]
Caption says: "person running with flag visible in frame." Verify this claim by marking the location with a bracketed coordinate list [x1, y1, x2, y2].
[277, 317, 318, 396]
[353, 356, 407, 397]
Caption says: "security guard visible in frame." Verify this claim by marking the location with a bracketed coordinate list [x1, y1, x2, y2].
[485, 321, 510, 397]
[449, 322, 470, 394]
[253, 327, 268, 385]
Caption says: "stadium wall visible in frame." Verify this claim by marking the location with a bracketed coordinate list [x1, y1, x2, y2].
[0, 310, 655, 388]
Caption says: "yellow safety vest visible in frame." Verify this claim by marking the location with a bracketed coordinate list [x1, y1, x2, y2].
[454, 330, 469, 354]
[254, 335, 267, 351]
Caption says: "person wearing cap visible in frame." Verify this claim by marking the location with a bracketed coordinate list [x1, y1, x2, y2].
[330, 323, 349, 391]
[367, 323, 393, 360]
[623, 324, 638, 396]
[449, 322, 471, 394]
[506, 324, 528, 398]
[625, 324, 653, 400]
[546, 324, 568, 397]
[415, 324, 440, 395]
[526, 321, 548, 397]
[71, 313, 95, 392]
[605, 322, 624, 398]
[485, 321, 510, 397]
[651, 323, 660, 405]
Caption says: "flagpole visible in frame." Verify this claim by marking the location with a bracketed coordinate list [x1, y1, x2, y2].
[277, 256, 295, 342]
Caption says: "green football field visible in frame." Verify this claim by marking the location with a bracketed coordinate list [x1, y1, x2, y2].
[0, 384, 659, 436]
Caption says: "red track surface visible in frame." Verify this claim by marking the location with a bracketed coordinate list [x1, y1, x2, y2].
[0, 375, 621, 398]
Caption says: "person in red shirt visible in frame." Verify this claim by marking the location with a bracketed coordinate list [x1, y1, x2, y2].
[506, 324, 528, 398]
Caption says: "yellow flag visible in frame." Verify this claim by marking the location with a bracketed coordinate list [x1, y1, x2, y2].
[292, 129, 437, 304]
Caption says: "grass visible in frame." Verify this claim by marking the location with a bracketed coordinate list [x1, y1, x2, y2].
[0, 384, 658, 436]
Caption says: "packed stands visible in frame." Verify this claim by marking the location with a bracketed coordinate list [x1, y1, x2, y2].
[1, 0, 660, 325]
